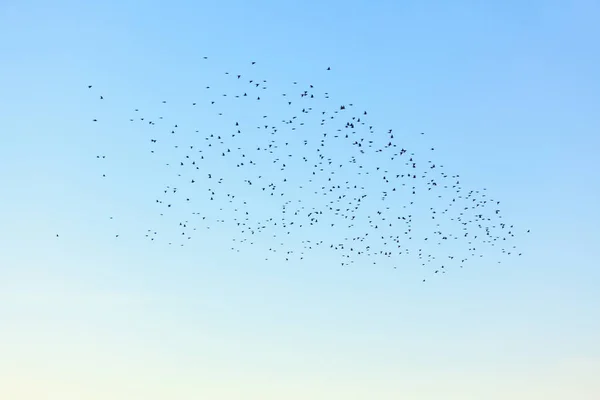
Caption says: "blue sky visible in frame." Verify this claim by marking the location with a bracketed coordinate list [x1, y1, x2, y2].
[1, 0, 599, 399]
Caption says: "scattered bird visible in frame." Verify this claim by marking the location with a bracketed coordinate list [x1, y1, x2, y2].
[82, 61, 528, 282]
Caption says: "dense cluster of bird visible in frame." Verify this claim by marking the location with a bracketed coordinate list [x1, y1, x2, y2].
[78, 59, 528, 281]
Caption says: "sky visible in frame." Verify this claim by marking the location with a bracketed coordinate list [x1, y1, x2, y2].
[1, 0, 599, 399]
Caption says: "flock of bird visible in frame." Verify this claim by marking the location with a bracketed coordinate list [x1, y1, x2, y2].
[78, 58, 528, 281]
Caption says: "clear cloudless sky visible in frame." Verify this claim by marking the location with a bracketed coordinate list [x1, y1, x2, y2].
[1, 0, 599, 399]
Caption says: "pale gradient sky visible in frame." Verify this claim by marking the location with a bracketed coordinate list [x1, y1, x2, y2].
[1, 1, 599, 399]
